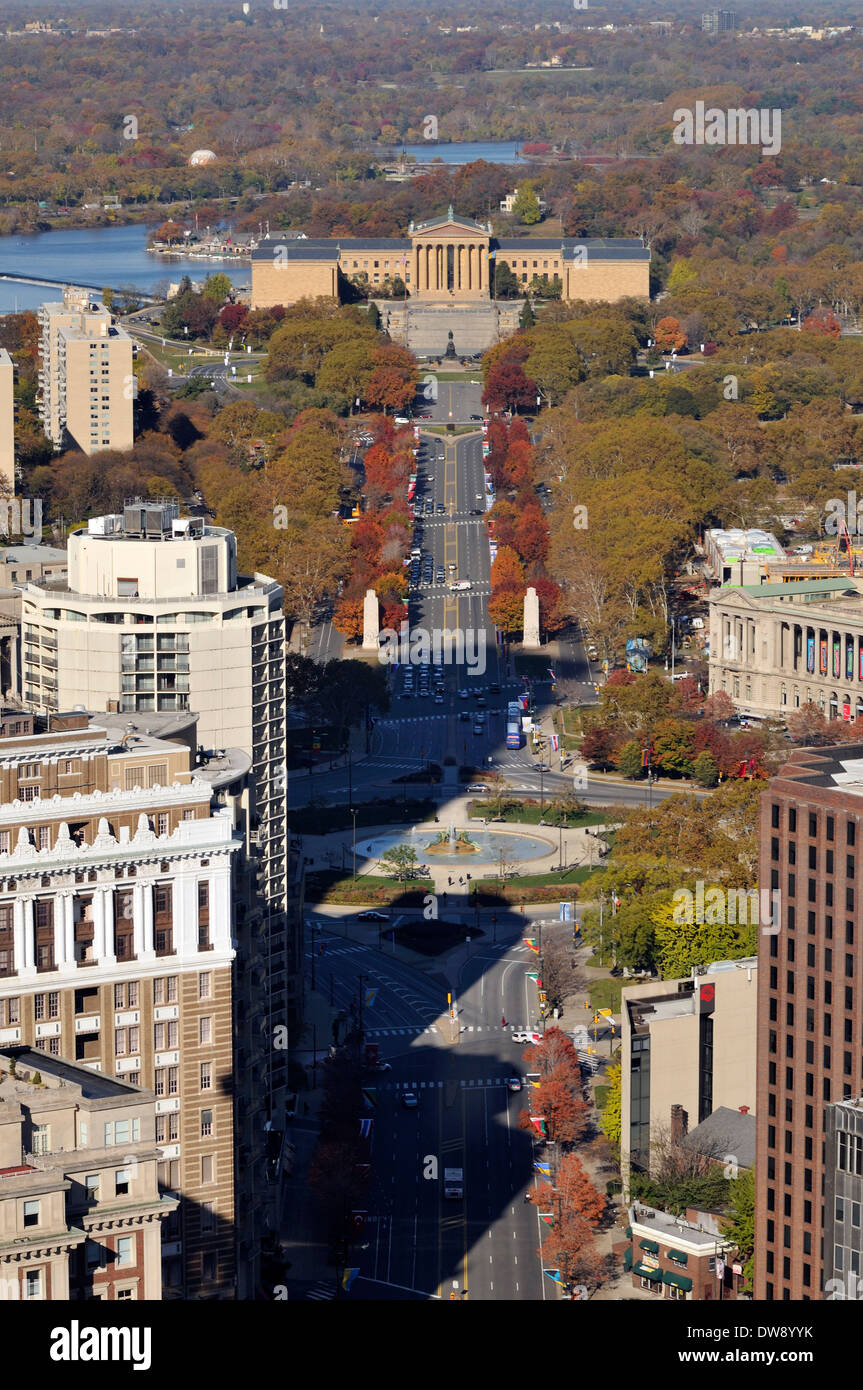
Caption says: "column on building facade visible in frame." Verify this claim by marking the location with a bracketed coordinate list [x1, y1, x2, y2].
[102, 886, 115, 961]
[22, 897, 34, 971]
[53, 892, 68, 967]
[142, 881, 154, 956]
[479, 246, 486, 292]
[457, 244, 464, 291]
[415, 245, 422, 293]
[132, 881, 145, 958]
[64, 892, 74, 965]
[91, 889, 105, 961]
[12, 897, 25, 977]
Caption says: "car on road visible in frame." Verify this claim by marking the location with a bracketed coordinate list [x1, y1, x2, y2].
[458, 688, 471, 699]
[536, 762, 551, 771]
[356, 909, 388, 922]
[466, 782, 490, 792]
[507, 1078, 522, 1093]
[436, 566, 445, 582]
[449, 580, 471, 592]
[448, 562, 457, 572]
[470, 413, 483, 421]
[473, 723, 484, 735]
[469, 508, 483, 516]
[511, 1030, 543, 1044]
[425, 500, 434, 514]
[437, 502, 445, 514]
[434, 693, 444, 705]
[401, 1092, 418, 1109]
[374, 1061, 392, 1072]
[459, 710, 471, 721]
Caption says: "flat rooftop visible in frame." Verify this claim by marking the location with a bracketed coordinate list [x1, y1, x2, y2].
[631, 1204, 725, 1248]
[0, 1048, 143, 1099]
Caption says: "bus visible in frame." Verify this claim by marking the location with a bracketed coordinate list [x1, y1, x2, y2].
[506, 700, 524, 750]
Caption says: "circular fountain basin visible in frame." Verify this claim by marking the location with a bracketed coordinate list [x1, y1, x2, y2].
[356, 828, 555, 865]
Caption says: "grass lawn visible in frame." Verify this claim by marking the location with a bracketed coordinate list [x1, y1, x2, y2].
[420, 423, 477, 436]
[469, 799, 606, 828]
[589, 978, 624, 1014]
[469, 864, 594, 905]
[594, 1084, 610, 1111]
[305, 871, 431, 907]
[514, 652, 553, 678]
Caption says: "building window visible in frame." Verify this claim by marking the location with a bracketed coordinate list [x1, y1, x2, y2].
[200, 1016, 212, 1045]
[201, 1201, 216, 1233]
[0, 997, 19, 1025]
[838, 1130, 863, 1175]
[115, 1236, 134, 1268]
[200, 1062, 212, 1090]
[201, 1108, 213, 1137]
[24, 1269, 42, 1300]
[199, 972, 212, 1000]
[201, 1154, 214, 1184]
[31, 1124, 50, 1155]
[115, 1168, 131, 1196]
[23, 1200, 39, 1227]
[104, 1119, 140, 1147]
[86, 1174, 100, 1202]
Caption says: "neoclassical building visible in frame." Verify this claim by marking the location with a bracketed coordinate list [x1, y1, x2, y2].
[250, 207, 650, 310]
[708, 577, 863, 722]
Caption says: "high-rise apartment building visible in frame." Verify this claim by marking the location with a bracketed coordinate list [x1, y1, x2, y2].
[756, 743, 863, 1299]
[0, 708, 282, 1298]
[702, 9, 737, 33]
[37, 288, 133, 454]
[19, 502, 298, 1059]
[0, 348, 14, 493]
[0, 1045, 175, 1301]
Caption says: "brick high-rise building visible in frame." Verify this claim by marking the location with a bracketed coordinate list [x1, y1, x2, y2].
[37, 288, 133, 455]
[0, 1045, 175, 1301]
[756, 743, 863, 1299]
[0, 708, 282, 1298]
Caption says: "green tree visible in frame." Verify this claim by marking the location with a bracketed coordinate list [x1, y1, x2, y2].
[380, 845, 418, 881]
[691, 750, 719, 788]
[616, 740, 645, 780]
[493, 261, 520, 299]
[525, 331, 585, 406]
[651, 894, 757, 981]
[723, 1168, 755, 1292]
[203, 272, 232, 303]
[511, 184, 541, 225]
[519, 298, 536, 330]
[599, 1060, 621, 1150]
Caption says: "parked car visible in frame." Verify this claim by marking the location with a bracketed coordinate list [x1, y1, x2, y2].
[356, 909, 388, 922]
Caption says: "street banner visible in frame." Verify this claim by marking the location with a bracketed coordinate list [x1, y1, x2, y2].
[559, 901, 571, 921]
[342, 1268, 360, 1292]
[539, 1212, 555, 1228]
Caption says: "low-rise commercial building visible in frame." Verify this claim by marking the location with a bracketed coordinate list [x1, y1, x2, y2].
[0, 1045, 175, 1300]
[621, 959, 757, 1189]
[625, 1203, 736, 1300]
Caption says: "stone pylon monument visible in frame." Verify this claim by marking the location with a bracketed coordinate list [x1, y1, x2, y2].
[362, 588, 380, 650]
[523, 586, 541, 648]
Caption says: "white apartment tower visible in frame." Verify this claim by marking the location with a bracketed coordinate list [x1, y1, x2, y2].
[37, 288, 133, 455]
[21, 504, 297, 1103]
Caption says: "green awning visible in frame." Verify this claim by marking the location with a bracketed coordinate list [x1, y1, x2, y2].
[667, 1249, 688, 1265]
[662, 1271, 693, 1291]
[632, 1263, 661, 1281]
[639, 1238, 659, 1254]
[623, 1247, 633, 1270]
[624, 1226, 632, 1239]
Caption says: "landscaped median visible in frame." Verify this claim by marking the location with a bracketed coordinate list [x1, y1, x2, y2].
[468, 864, 596, 906]
[305, 869, 431, 908]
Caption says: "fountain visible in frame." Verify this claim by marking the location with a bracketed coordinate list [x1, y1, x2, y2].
[448, 822, 456, 846]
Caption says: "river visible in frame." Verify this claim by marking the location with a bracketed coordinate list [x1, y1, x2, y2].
[0, 224, 251, 314]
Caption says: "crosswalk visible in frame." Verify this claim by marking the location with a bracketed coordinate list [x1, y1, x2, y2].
[377, 1075, 531, 1092]
[364, 1022, 524, 1038]
[305, 1282, 335, 1301]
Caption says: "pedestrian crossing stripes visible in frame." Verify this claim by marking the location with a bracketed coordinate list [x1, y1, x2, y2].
[305, 1282, 335, 1301]
[365, 1025, 440, 1037]
[378, 1076, 530, 1091]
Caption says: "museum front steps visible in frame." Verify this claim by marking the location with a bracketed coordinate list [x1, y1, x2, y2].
[375, 300, 522, 357]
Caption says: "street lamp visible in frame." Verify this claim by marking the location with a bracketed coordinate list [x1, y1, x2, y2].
[351, 807, 358, 881]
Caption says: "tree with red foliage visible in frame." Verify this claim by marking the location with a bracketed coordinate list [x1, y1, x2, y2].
[516, 504, 549, 567]
[333, 595, 366, 642]
[803, 307, 841, 339]
[219, 302, 249, 333]
[503, 439, 535, 492]
[702, 690, 736, 724]
[484, 357, 538, 414]
[654, 315, 686, 353]
[488, 586, 525, 635]
[490, 546, 525, 591]
[580, 726, 620, 769]
[533, 576, 564, 633]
